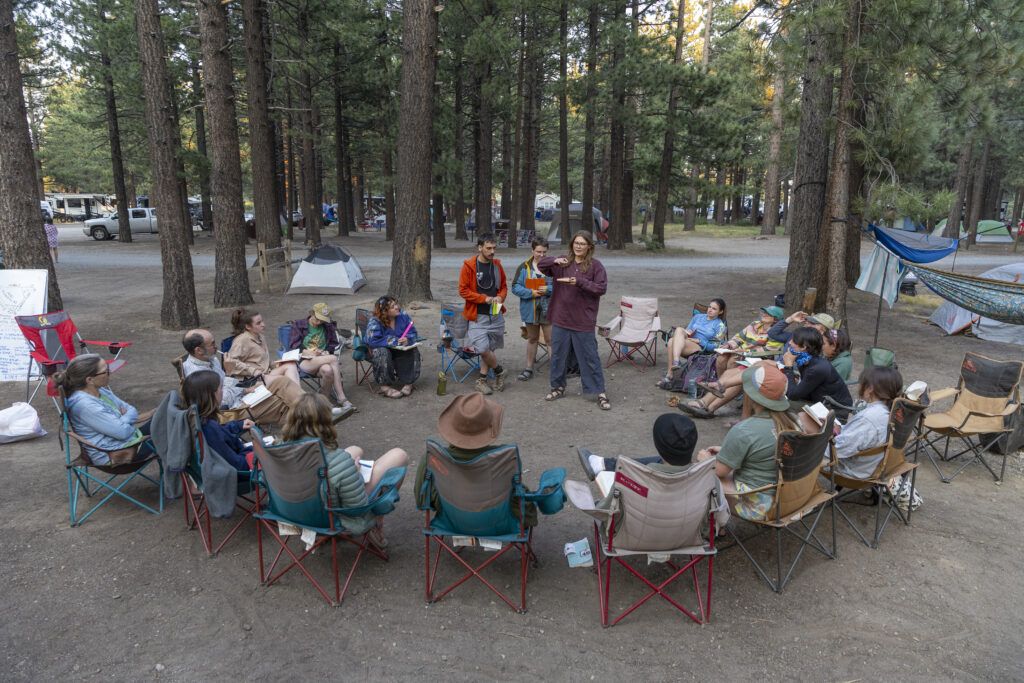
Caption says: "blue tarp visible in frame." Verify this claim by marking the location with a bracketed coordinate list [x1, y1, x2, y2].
[868, 224, 958, 264]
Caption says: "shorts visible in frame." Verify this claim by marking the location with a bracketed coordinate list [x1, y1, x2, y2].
[466, 314, 505, 353]
[732, 480, 776, 521]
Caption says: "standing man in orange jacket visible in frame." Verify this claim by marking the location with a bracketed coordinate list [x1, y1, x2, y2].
[458, 232, 508, 395]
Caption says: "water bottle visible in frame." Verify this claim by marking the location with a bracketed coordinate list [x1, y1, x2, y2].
[687, 378, 697, 399]
[436, 371, 447, 396]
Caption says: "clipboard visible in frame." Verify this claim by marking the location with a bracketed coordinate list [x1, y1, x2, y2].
[525, 277, 546, 290]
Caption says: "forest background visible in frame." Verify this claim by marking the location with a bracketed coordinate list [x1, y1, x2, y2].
[1, 0, 1023, 328]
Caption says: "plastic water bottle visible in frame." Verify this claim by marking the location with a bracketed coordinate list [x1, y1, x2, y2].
[436, 371, 447, 396]
[687, 378, 697, 399]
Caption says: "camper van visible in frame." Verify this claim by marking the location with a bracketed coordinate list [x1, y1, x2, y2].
[45, 193, 115, 222]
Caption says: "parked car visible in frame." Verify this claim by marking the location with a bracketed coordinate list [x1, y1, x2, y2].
[83, 207, 158, 240]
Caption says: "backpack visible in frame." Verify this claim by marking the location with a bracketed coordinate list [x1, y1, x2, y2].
[351, 334, 369, 362]
[667, 353, 719, 394]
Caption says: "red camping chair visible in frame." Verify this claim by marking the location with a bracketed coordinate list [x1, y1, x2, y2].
[15, 311, 131, 404]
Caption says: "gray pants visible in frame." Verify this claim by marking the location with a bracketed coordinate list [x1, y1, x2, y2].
[550, 325, 605, 395]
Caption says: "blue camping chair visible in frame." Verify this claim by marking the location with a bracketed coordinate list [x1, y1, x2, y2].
[181, 405, 257, 556]
[437, 303, 482, 383]
[251, 432, 405, 606]
[276, 323, 321, 393]
[59, 389, 163, 527]
[220, 335, 235, 354]
[418, 438, 566, 613]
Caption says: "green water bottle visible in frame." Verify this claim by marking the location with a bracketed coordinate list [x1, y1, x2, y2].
[436, 371, 447, 396]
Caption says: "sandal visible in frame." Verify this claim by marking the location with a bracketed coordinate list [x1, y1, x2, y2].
[379, 387, 402, 399]
[597, 394, 611, 411]
[679, 400, 714, 419]
[697, 380, 725, 399]
[656, 375, 673, 390]
[400, 385, 413, 397]
[517, 368, 534, 381]
[544, 387, 566, 401]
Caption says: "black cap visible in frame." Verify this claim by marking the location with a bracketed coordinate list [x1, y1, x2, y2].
[652, 413, 698, 467]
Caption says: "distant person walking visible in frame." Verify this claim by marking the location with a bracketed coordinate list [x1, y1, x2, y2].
[43, 209, 59, 263]
[458, 233, 508, 395]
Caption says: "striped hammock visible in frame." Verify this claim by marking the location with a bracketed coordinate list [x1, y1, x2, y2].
[906, 263, 1024, 325]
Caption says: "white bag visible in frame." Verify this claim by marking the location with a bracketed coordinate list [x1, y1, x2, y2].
[0, 402, 47, 444]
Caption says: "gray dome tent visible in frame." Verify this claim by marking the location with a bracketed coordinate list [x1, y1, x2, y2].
[288, 244, 367, 295]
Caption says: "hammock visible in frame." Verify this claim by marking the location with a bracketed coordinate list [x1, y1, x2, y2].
[868, 224, 958, 263]
[906, 263, 1024, 325]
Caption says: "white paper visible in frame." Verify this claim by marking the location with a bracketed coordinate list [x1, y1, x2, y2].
[279, 349, 301, 363]
[394, 341, 423, 351]
[0, 270, 49, 383]
[359, 459, 373, 483]
[595, 471, 615, 498]
[241, 384, 272, 407]
[478, 538, 503, 551]
[300, 527, 317, 550]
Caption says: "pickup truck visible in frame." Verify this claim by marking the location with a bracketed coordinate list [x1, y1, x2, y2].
[83, 207, 158, 240]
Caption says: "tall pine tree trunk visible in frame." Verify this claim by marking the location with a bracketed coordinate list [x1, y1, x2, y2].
[100, 44, 132, 243]
[509, 17, 524, 236]
[944, 136, 972, 240]
[966, 139, 989, 247]
[191, 60, 214, 235]
[198, 0, 253, 307]
[580, 0, 598, 226]
[383, 148, 396, 240]
[389, 0, 435, 301]
[332, 42, 351, 237]
[653, 0, 686, 246]
[606, 0, 627, 250]
[783, 0, 834, 312]
[762, 68, 784, 235]
[0, 0, 61, 309]
[453, 54, 467, 240]
[134, 0, 198, 328]
[557, 0, 571, 242]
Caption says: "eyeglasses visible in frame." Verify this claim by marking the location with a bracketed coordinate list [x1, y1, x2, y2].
[90, 369, 110, 378]
[572, 241, 588, 246]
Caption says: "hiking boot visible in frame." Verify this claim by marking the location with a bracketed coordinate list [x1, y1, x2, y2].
[494, 367, 507, 392]
[474, 377, 493, 395]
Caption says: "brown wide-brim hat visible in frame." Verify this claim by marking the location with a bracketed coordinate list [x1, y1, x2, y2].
[437, 393, 504, 450]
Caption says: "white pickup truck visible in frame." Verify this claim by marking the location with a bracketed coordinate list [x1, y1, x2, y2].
[83, 207, 158, 240]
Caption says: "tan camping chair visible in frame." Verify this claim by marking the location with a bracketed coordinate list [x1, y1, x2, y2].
[919, 352, 1023, 483]
[724, 413, 838, 592]
[598, 296, 661, 370]
[828, 395, 929, 548]
[566, 457, 726, 626]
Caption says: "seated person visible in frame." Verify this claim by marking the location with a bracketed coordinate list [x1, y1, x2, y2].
[781, 327, 853, 417]
[824, 366, 902, 479]
[55, 354, 155, 465]
[715, 305, 784, 377]
[282, 394, 408, 547]
[576, 413, 698, 478]
[225, 307, 302, 386]
[663, 298, 728, 384]
[286, 303, 356, 416]
[767, 310, 838, 346]
[414, 393, 537, 526]
[824, 327, 852, 381]
[181, 370, 254, 472]
[365, 295, 421, 399]
[182, 328, 307, 424]
[696, 364, 799, 521]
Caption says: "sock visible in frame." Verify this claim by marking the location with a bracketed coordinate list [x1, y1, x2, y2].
[493, 365, 504, 375]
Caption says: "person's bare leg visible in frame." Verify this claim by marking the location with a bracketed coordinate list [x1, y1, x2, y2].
[365, 447, 409, 492]
[525, 326, 539, 370]
[479, 350, 496, 375]
[666, 327, 687, 375]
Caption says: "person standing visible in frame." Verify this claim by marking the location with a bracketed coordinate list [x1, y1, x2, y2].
[537, 230, 611, 410]
[43, 209, 59, 264]
[510, 237, 553, 381]
[458, 233, 508, 395]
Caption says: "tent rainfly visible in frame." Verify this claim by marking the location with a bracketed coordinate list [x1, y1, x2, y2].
[928, 263, 1024, 346]
[288, 244, 367, 295]
[930, 219, 1014, 243]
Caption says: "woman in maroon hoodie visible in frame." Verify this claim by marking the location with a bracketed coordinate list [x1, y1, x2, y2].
[537, 230, 611, 410]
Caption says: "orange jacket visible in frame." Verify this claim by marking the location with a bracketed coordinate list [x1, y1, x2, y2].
[458, 255, 507, 321]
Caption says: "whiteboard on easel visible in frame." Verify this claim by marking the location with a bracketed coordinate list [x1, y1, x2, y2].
[0, 270, 49, 382]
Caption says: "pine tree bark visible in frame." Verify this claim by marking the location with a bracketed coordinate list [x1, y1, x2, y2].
[606, 0, 627, 250]
[191, 59, 214, 235]
[966, 139, 989, 247]
[100, 44, 132, 243]
[473, 8, 494, 241]
[500, 117, 511, 220]
[0, 0, 61, 309]
[713, 168, 725, 224]
[944, 136, 972, 240]
[389, 0, 435, 301]
[509, 17, 524, 236]
[762, 68, 784, 235]
[134, 0, 199, 328]
[383, 148, 396, 240]
[453, 54, 467, 240]
[332, 42, 351, 238]
[580, 0, 599, 227]
[198, 0, 253, 307]
[296, 12, 320, 247]
[242, 0, 278, 253]
[652, 0, 686, 246]
[783, 0, 834, 312]
[557, 0, 571, 242]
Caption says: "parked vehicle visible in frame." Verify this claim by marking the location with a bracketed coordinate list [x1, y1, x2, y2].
[82, 207, 158, 240]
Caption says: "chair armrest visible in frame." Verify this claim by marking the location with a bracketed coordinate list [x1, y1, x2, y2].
[135, 408, 156, 424]
[929, 387, 958, 402]
[651, 316, 662, 333]
[522, 467, 566, 515]
[564, 479, 611, 522]
[597, 316, 622, 338]
[80, 339, 132, 349]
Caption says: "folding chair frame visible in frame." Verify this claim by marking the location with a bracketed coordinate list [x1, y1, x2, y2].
[918, 428, 1010, 483]
[594, 509, 716, 627]
[832, 467, 917, 549]
[353, 308, 378, 393]
[424, 514, 537, 614]
[598, 298, 660, 372]
[276, 322, 327, 394]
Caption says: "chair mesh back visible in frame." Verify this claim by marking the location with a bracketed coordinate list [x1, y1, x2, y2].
[16, 311, 78, 364]
[610, 458, 716, 552]
[959, 353, 1023, 399]
[890, 397, 928, 450]
[441, 304, 469, 341]
[355, 308, 371, 335]
[425, 440, 519, 536]
[254, 438, 330, 528]
[276, 324, 293, 355]
[618, 297, 658, 336]
[772, 413, 834, 520]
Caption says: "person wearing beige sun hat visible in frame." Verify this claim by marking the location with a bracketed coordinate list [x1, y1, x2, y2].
[286, 302, 356, 417]
[696, 363, 800, 520]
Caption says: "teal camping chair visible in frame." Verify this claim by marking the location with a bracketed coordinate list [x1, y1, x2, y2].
[437, 303, 482, 383]
[58, 389, 163, 527]
[251, 432, 405, 606]
[181, 405, 257, 556]
[418, 438, 566, 613]
[352, 308, 377, 392]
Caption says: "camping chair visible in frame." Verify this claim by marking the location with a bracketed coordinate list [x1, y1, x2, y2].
[276, 323, 321, 393]
[437, 303, 482, 383]
[724, 413, 838, 592]
[171, 353, 187, 384]
[181, 405, 257, 556]
[598, 297, 661, 371]
[828, 396, 929, 548]
[419, 439, 565, 613]
[16, 311, 132, 405]
[565, 457, 724, 627]
[844, 347, 898, 388]
[251, 433, 405, 606]
[58, 389, 163, 527]
[918, 352, 1023, 483]
[519, 325, 550, 369]
[353, 308, 377, 392]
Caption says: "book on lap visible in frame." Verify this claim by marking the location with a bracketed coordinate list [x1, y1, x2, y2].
[241, 384, 273, 407]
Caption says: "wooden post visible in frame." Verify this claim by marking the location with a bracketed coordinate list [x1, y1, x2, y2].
[256, 242, 268, 291]
[801, 287, 817, 313]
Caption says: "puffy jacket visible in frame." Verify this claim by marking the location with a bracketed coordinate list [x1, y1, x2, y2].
[510, 258, 553, 325]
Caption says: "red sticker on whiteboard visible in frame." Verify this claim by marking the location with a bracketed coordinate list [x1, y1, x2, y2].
[615, 472, 648, 497]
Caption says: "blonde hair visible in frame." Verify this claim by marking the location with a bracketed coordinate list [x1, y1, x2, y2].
[282, 394, 339, 450]
[740, 394, 800, 433]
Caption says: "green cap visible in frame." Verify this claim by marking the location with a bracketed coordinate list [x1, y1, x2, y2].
[760, 305, 784, 320]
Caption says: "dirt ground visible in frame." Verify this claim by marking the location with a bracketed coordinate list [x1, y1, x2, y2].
[2, 226, 1023, 681]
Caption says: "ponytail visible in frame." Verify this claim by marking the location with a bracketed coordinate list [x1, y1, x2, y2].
[231, 308, 259, 335]
[52, 354, 103, 395]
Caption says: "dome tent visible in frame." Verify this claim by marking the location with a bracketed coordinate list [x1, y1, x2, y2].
[288, 243, 367, 295]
